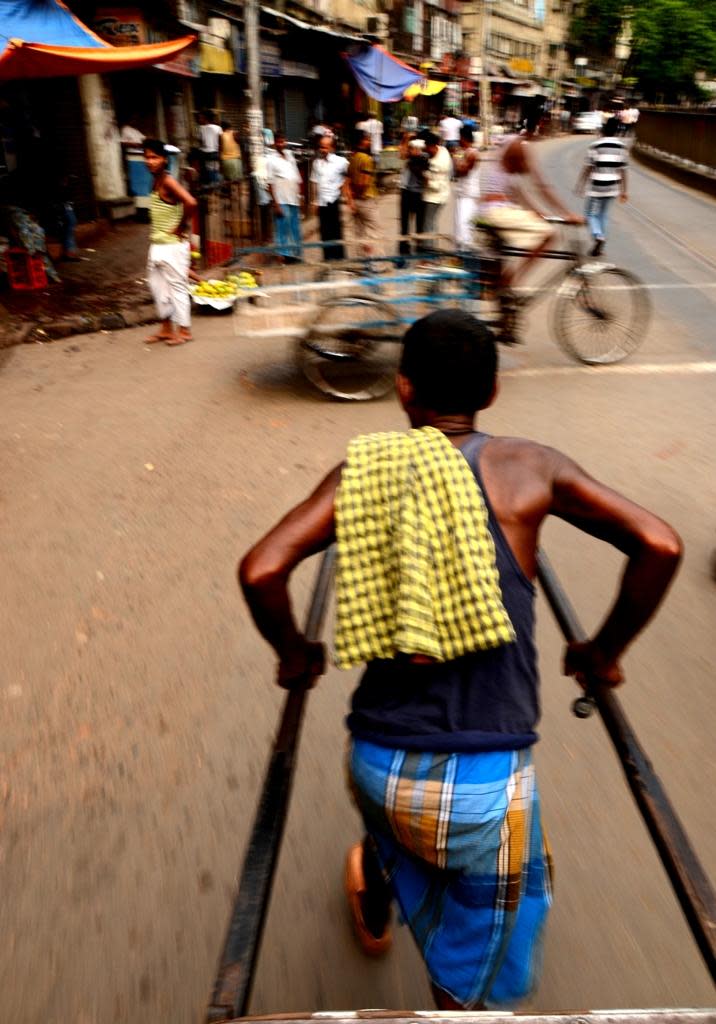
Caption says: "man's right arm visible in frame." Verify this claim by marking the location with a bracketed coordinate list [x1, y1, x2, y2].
[549, 452, 682, 684]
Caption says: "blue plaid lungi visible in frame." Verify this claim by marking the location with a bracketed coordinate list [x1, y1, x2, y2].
[349, 740, 553, 1008]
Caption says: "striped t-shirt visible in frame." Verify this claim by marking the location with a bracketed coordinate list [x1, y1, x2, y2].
[585, 137, 628, 198]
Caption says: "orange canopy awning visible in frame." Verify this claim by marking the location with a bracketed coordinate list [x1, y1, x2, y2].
[0, 35, 197, 81]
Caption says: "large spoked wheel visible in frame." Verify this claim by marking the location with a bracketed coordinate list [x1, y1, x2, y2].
[553, 266, 650, 365]
[297, 294, 402, 401]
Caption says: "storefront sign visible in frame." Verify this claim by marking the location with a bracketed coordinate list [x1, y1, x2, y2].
[199, 41, 235, 75]
[94, 8, 145, 46]
[509, 57, 535, 74]
[155, 42, 201, 78]
[233, 30, 282, 77]
[281, 61, 319, 80]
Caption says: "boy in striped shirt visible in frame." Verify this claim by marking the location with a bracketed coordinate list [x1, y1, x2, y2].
[576, 116, 628, 257]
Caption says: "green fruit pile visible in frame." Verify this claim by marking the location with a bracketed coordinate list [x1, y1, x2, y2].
[192, 278, 238, 299]
[226, 272, 258, 290]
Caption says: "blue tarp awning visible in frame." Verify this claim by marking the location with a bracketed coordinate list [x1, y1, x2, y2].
[0, 0, 195, 80]
[344, 45, 422, 103]
[0, 0, 106, 48]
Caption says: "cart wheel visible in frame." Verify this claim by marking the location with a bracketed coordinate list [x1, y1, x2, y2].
[297, 293, 402, 401]
[553, 266, 650, 365]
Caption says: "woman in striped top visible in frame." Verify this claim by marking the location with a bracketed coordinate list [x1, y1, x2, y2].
[575, 117, 628, 257]
[143, 138, 197, 345]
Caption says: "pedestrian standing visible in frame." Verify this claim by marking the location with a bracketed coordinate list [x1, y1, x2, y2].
[438, 109, 463, 152]
[575, 116, 628, 257]
[142, 138, 197, 346]
[310, 134, 349, 261]
[119, 114, 144, 151]
[197, 110, 222, 185]
[266, 132, 303, 263]
[452, 124, 480, 250]
[220, 121, 242, 182]
[358, 113, 383, 158]
[421, 132, 452, 252]
[345, 132, 381, 262]
[239, 307, 681, 1011]
[398, 133, 427, 259]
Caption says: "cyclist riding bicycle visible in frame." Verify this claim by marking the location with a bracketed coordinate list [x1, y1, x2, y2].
[478, 113, 585, 341]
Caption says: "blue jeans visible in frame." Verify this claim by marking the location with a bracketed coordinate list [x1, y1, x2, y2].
[272, 204, 303, 260]
[585, 195, 614, 241]
[62, 202, 77, 255]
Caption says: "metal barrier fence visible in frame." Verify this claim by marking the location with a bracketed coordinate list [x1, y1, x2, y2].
[636, 109, 716, 170]
[197, 181, 257, 268]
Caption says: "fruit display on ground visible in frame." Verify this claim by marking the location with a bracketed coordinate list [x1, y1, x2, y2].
[190, 272, 258, 309]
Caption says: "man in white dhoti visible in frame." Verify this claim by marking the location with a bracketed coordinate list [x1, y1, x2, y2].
[452, 125, 480, 250]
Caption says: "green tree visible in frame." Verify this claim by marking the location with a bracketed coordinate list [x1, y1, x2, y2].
[569, 0, 629, 60]
[627, 0, 716, 102]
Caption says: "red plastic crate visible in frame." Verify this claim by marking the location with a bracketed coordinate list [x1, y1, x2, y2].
[204, 240, 233, 266]
[6, 248, 47, 290]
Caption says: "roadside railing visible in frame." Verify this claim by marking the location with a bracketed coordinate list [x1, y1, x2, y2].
[636, 109, 716, 171]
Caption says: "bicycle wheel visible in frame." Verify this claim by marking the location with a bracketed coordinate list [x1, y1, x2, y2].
[553, 266, 650, 365]
[297, 293, 402, 401]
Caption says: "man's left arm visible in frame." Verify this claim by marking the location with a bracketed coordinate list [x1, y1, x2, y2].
[239, 465, 341, 687]
[620, 164, 628, 203]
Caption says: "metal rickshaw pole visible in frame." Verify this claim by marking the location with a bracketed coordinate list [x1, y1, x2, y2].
[206, 546, 336, 1023]
[536, 550, 716, 984]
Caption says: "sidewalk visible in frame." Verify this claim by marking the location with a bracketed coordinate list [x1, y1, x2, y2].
[0, 181, 456, 347]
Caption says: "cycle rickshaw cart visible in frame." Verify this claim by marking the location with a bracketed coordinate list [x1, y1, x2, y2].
[205, 229, 712, 1024]
[230, 219, 651, 401]
[204, 545, 715, 1023]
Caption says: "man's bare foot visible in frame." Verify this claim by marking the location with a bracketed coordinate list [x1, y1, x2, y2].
[146, 332, 174, 344]
[166, 329, 192, 346]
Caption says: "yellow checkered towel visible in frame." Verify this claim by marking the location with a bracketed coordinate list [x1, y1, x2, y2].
[334, 426, 515, 669]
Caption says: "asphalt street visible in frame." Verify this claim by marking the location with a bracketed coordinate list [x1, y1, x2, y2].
[1, 136, 715, 1023]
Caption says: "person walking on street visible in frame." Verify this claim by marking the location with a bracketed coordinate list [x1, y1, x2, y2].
[397, 132, 427, 259]
[220, 121, 242, 182]
[266, 132, 303, 263]
[310, 134, 349, 261]
[239, 307, 682, 1011]
[575, 116, 628, 257]
[452, 124, 480, 250]
[143, 138, 197, 346]
[421, 132, 452, 252]
[197, 110, 222, 184]
[345, 132, 381, 261]
[439, 109, 463, 151]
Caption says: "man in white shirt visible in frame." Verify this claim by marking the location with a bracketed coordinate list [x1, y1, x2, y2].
[120, 115, 145, 149]
[266, 132, 303, 262]
[439, 111, 463, 152]
[197, 109, 222, 184]
[421, 132, 452, 251]
[357, 115, 383, 157]
[310, 134, 349, 261]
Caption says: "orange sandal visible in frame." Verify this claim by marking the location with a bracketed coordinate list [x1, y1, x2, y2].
[345, 843, 392, 956]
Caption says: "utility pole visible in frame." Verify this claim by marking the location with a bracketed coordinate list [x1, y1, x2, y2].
[478, 0, 492, 149]
[244, 0, 265, 179]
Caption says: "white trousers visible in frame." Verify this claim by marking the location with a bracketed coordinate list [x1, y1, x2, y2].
[147, 241, 191, 328]
[454, 195, 478, 249]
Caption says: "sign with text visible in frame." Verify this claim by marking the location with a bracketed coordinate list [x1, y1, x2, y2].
[94, 8, 146, 46]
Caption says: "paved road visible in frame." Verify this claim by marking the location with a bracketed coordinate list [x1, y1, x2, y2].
[1, 138, 715, 1023]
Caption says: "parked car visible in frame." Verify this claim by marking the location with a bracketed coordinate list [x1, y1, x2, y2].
[573, 110, 602, 134]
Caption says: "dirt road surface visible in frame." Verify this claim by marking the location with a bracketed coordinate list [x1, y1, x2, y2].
[1, 139, 715, 1022]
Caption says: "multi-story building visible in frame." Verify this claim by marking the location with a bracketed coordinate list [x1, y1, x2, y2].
[461, 0, 545, 81]
[387, 0, 463, 65]
[542, 0, 573, 92]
